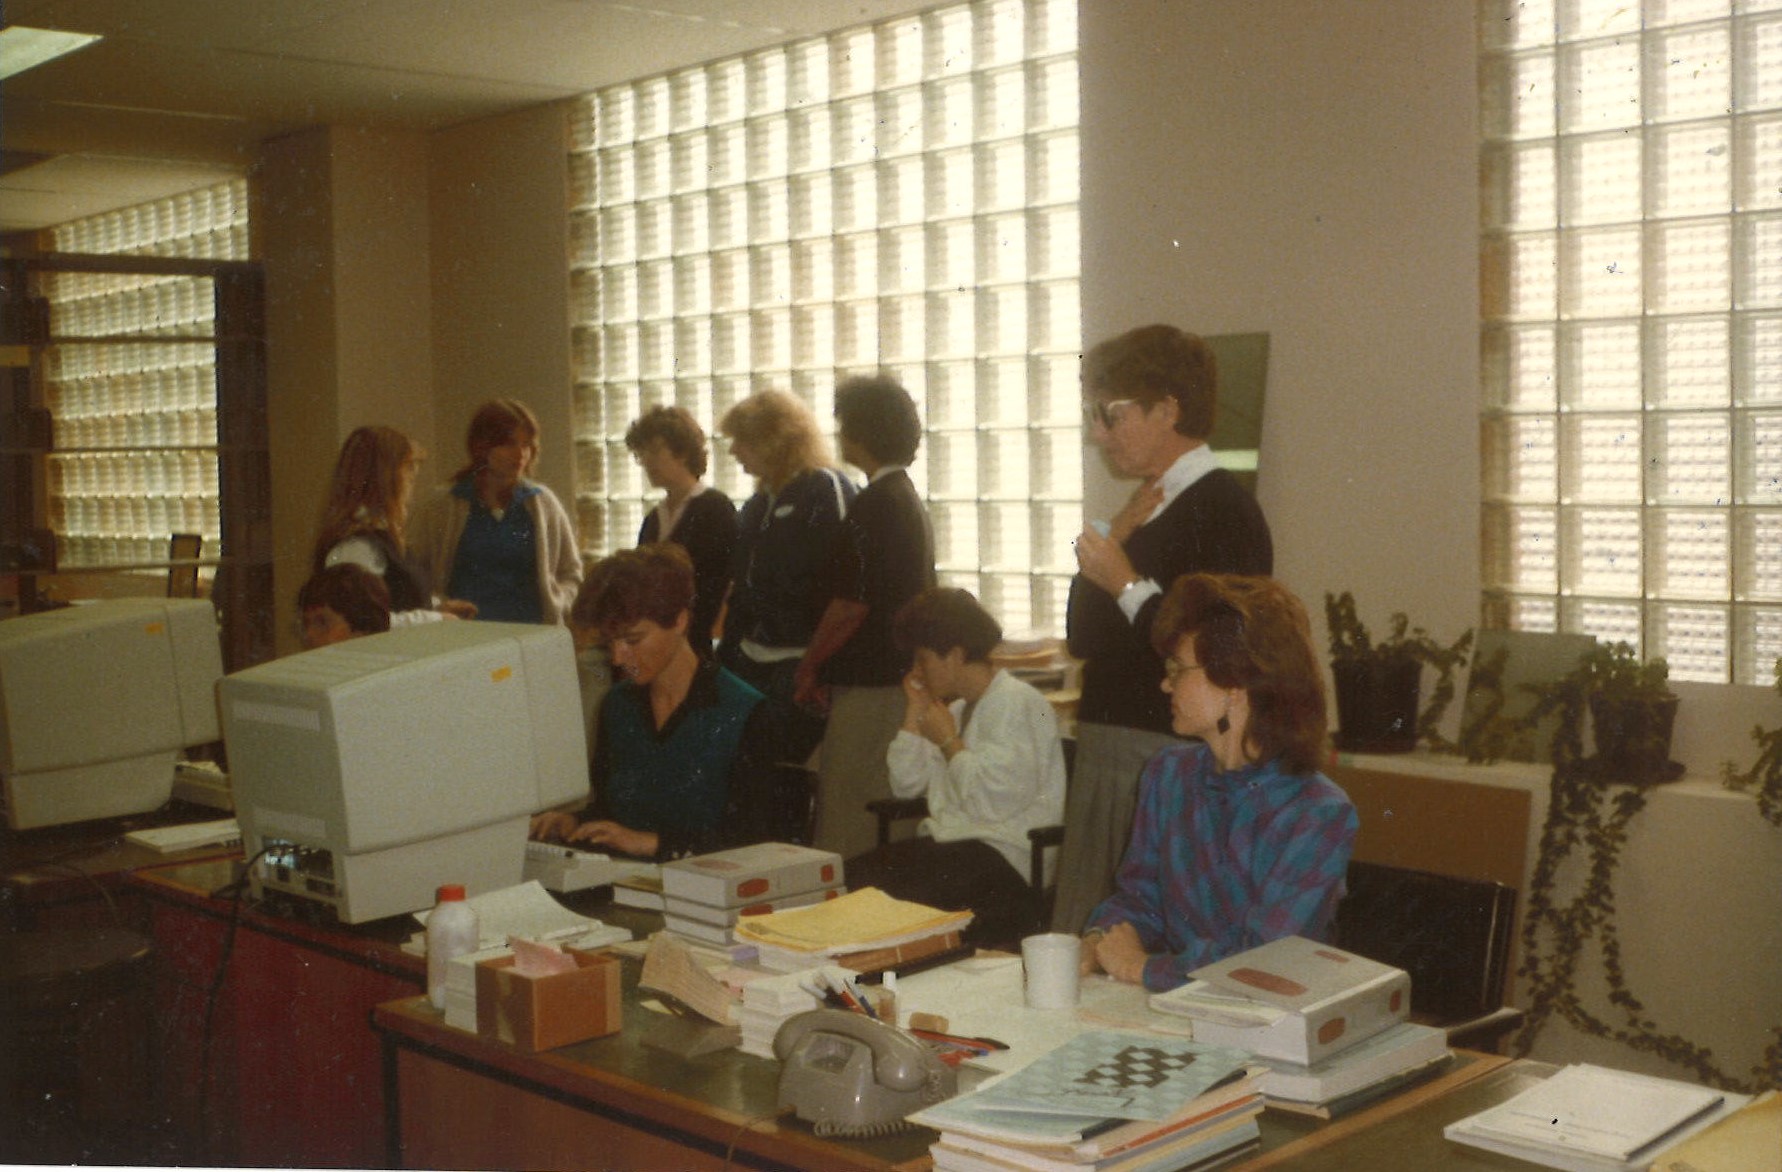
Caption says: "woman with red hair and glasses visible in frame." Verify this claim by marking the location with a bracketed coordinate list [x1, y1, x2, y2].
[411, 398, 582, 625]
[1078, 573, 1357, 992]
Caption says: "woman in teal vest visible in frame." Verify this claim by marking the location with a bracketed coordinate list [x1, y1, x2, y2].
[529, 543, 782, 860]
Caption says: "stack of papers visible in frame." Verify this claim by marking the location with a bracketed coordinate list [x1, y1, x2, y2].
[735, 967, 840, 1059]
[405, 880, 631, 956]
[659, 842, 845, 946]
[1443, 1063, 1750, 1172]
[124, 817, 241, 853]
[910, 1030, 1264, 1172]
[735, 887, 971, 972]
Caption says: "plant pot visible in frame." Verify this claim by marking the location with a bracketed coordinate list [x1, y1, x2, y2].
[1588, 693, 1680, 783]
[1332, 658, 1422, 753]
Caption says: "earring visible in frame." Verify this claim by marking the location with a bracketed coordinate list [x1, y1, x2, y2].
[1216, 703, 1231, 736]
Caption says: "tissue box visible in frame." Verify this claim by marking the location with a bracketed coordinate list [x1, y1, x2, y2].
[475, 947, 622, 1051]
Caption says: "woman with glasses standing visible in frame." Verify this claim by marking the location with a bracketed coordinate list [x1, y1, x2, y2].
[1051, 325, 1274, 935]
[1079, 573, 1355, 990]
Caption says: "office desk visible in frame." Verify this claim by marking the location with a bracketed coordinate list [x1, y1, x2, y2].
[131, 858, 646, 1167]
[376, 978, 1517, 1172]
[0, 800, 240, 931]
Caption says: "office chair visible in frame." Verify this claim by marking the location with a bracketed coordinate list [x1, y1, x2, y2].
[166, 533, 202, 599]
[1332, 860, 1525, 1052]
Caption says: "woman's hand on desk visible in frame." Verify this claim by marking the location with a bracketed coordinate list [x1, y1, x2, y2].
[567, 820, 658, 860]
[1081, 922, 1148, 985]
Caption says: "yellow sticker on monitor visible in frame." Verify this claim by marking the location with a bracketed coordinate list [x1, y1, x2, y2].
[144, 622, 165, 635]
[491, 666, 512, 683]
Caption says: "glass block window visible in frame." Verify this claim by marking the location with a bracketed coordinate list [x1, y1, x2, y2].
[1480, 0, 1782, 684]
[569, 0, 1081, 635]
[42, 180, 248, 576]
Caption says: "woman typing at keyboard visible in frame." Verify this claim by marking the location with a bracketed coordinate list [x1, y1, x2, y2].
[1078, 573, 1357, 992]
[528, 543, 782, 861]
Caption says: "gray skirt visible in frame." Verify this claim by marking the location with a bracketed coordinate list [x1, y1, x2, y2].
[1049, 721, 1179, 933]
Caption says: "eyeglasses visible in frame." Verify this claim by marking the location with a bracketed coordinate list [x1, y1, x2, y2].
[1163, 657, 1206, 685]
[1083, 398, 1142, 431]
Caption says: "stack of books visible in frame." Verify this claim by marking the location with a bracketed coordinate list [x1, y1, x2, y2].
[1149, 935, 1444, 1115]
[659, 842, 845, 946]
[734, 886, 972, 974]
[1444, 1063, 1751, 1172]
[909, 1030, 1264, 1172]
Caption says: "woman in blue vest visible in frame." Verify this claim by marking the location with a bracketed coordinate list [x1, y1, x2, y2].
[529, 543, 781, 860]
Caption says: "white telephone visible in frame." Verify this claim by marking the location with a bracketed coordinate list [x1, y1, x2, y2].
[773, 1008, 956, 1137]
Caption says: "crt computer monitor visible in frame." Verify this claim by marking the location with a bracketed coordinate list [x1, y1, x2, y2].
[219, 620, 589, 923]
[0, 597, 224, 830]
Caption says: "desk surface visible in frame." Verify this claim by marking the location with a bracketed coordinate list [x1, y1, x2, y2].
[1, 801, 242, 926]
[375, 981, 1520, 1172]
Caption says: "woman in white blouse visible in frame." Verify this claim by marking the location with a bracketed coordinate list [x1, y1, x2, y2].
[843, 587, 1067, 944]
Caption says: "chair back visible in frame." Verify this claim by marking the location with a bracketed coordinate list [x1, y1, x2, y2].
[167, 533, 202, 598]
[767, 762, 820, 846]
[1333, 860, 1516, 1026]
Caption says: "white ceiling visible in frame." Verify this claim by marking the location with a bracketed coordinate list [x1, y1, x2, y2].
[0, 0, 943, 234]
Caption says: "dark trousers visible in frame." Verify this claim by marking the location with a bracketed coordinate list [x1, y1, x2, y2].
[845, 837, 1032, 946]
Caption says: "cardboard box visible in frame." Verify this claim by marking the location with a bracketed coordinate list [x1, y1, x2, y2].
[475, 947, 622, 1051]
[660, 842, 843, 908]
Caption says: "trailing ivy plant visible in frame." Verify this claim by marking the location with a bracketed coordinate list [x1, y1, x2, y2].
[1722, 657, 1782, 827]
[1512, 643, 1778, 1092]
[1323, 592, 1473, 752]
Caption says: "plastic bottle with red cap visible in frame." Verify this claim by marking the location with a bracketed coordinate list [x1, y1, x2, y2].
[425, 884, 480, 1010]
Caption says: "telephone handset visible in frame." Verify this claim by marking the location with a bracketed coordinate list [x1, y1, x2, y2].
[773, 1008, 957, 1137]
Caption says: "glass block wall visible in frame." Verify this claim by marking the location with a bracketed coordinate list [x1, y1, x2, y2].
[42, 180, 249, 574]
[568, 0, 1081, 635]
[1479, 0, 1782, 683]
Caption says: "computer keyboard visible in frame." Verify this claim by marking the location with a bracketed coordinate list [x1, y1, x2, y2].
[523, 840, 621, 892]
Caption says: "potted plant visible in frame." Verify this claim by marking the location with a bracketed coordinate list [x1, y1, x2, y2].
[1324, 592, 1473, 754]
[1527, 640, 1678, 782]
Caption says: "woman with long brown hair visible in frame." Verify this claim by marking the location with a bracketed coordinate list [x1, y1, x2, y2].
[312, 425, 472, 625]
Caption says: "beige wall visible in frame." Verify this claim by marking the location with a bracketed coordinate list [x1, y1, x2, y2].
[1080, 0, 1481, 654]
[428, 102, 576, 514]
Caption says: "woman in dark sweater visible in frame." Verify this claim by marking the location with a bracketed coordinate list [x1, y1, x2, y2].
[1052, 325, 1274, 933]
[626, 406, 735, 656]
[529, 544, 780, 861]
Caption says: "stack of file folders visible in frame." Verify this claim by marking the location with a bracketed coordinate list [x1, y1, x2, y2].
[735, 886, 972, 973]
[910, 1030, 1265, 1172]
[659, 842, 845, 946]
[1148, 935, 1449, 1116]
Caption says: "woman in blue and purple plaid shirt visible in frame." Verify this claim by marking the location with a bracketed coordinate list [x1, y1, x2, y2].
[1079, 573, 1358, 992]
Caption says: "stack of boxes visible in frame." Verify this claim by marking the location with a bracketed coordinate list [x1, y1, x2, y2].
[660, 842, 846, 947]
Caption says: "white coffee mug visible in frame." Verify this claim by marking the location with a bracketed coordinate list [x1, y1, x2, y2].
[1021, 932, 1080, 1009]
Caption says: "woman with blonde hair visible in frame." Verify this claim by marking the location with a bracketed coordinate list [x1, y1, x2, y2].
[312, 425, 471, 625]
[410, 398, 583, 625]
[717, 388, 856, 761]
